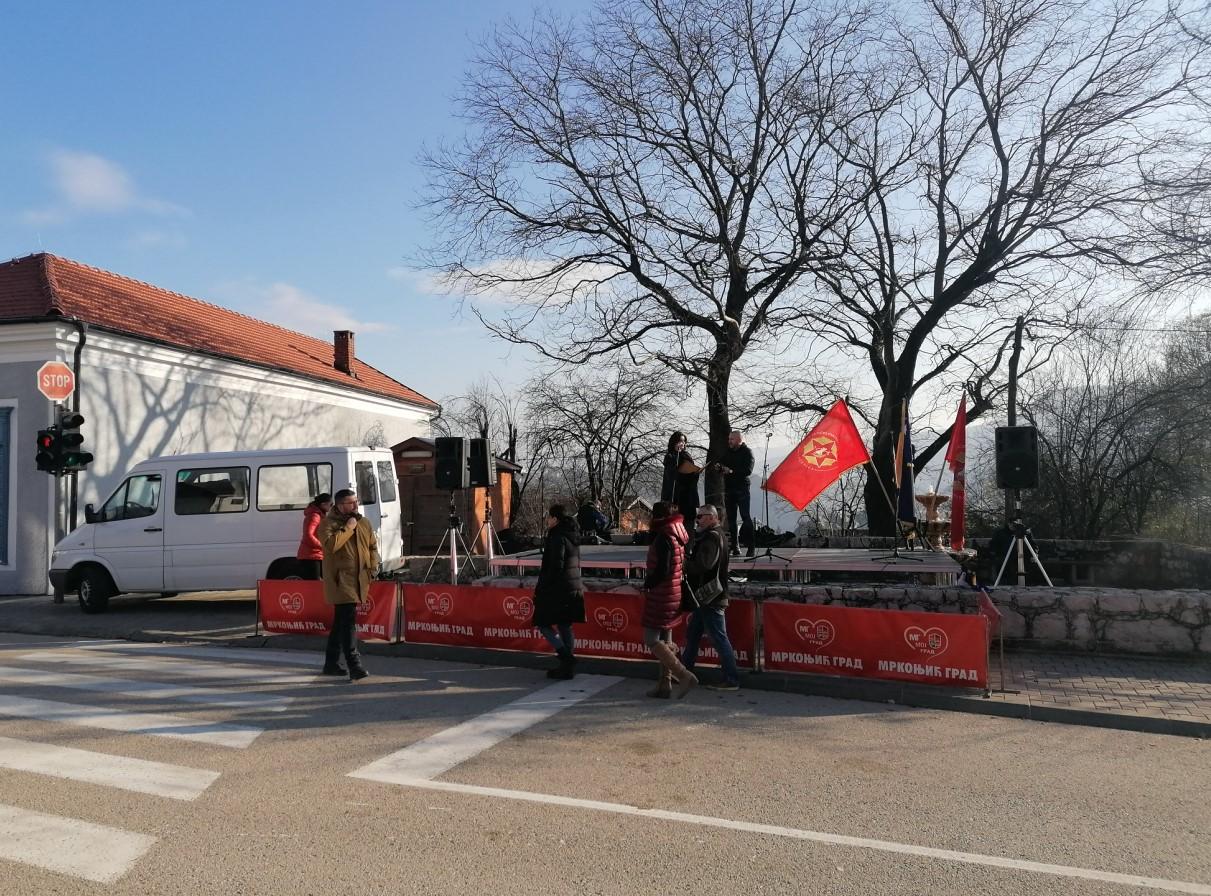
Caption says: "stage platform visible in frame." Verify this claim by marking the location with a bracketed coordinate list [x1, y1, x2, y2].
[489, 544, 960, 583]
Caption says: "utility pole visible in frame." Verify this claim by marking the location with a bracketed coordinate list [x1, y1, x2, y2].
[1005, 316, 1026, 586]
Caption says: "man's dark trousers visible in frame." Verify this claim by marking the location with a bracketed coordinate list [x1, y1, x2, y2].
[725, 489, 754, 553]
[325, 603, 363, 670]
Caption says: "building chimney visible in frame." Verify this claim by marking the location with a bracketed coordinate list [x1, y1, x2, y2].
[334, 330, 355, 374]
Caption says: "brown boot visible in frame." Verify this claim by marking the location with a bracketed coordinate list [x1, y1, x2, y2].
[646, 668, 672, 698]
[651, 641, 697, 699]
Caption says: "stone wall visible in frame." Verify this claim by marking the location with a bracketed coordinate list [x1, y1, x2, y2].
[480, 574, 1211, 656]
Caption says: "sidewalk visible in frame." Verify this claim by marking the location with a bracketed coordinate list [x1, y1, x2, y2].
[1, 593, 1208, 737]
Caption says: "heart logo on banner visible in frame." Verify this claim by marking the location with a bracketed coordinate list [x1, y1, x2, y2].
[904, 626, 949, 657]
[794, 618, 835, 648]
[502, 595, 534, 622]
[424, 591, 454, 616]
[355, 596, 375, 618]
[278, 592, 304, 615]
[593, 606, 628, 633]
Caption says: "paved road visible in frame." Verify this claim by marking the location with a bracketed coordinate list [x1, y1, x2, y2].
[0, 633, 1207, 895]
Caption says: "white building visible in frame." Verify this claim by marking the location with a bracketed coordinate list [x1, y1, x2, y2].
[0, 253, 438, 595]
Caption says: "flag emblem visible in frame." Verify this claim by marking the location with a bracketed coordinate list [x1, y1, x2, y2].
[801, 434, 839, 468]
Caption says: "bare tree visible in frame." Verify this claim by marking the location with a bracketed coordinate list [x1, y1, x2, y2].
[525, 363, 678, 523]
[424, 0, 876, 508]
[1019, 318, 1211, 539]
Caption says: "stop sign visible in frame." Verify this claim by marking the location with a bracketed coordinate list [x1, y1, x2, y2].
[36, 361, 75, 402]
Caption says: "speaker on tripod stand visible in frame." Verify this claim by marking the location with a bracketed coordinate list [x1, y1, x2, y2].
[992, 425, 1052, 587]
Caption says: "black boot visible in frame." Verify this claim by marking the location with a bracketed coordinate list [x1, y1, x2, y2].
[548, 647, 575, 680]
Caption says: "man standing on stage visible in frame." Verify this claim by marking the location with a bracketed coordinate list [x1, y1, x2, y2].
[716, 430, 755, 558]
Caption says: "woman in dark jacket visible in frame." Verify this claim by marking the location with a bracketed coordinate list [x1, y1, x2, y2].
[531, 504, 587, 680]
[642, 501, 697, 699]
[295, 493, 331, 580]
[660, 431, 700, 523]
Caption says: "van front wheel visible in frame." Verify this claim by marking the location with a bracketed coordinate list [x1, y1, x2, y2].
[77, 568, 114, 614]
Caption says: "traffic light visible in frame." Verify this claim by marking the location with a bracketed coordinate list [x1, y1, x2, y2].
[56, 409, 93, 473]
[35, 427, 60, 473]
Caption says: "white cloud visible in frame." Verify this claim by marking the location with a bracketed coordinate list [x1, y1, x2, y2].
[23, 148, 189, 225]
[262, 283, 396, 337]
[126, 229, 187, 250]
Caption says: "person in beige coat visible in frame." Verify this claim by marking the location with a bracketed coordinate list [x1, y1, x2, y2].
[320, 488, 379, 681]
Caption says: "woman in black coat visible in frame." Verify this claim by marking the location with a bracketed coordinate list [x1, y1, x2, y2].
[531, 504, 587, 680]
[660, 431, 700, 523]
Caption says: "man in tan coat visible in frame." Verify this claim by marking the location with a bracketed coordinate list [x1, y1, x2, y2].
[320, 488, 379, 681]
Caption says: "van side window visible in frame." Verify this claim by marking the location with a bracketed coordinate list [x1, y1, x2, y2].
[354, 461, 377, 505]
[98, 474, 161, 522]
[257, 463, 333, 511]
[174, 467, 250, 515]
[376, 461, 398, 502]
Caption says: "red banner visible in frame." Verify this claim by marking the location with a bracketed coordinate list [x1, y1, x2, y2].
[257, 580, 398, 641]
[763, 601, 987, 688]
[401, 584, 754, 667]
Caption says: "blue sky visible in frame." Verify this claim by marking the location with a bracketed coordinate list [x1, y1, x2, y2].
[0, 0, 588, 403]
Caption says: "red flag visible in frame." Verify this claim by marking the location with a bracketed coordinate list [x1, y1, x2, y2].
[946, 396, 967, 550]
[762, 400, 871, 510]
[977, 589, 1001, 638]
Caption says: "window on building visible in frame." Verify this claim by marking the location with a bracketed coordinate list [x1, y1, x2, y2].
[257, 463, 333, 511]
[99, 474, 162, 522]
[354, 461, 377, 505]
[174, 467, 250, 515]
[376, 461, 398, 502]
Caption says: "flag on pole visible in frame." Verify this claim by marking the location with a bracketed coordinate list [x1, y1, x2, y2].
[762, 400, 870, 510]
[945, 395, 968, 550]
[895, 400, 916, 525]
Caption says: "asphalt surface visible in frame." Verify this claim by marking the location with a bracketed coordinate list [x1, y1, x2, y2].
[0, 632, 1207, 895]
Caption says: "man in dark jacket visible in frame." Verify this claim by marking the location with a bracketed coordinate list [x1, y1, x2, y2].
[716, 430, 756, 558]
[531, 504, 587, 679]
[681, 505, 740, 690]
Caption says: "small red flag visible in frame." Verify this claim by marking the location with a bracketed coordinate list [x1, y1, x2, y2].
[946, 396, 967, 550]
[762, 400, 871, 510]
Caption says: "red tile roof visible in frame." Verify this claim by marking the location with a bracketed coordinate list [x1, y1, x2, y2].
[0, 253, 437, 410]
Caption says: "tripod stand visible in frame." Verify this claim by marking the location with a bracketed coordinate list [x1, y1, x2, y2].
[422, 491, 481, 585]
[993, 507, 1053, 587]
[469, 490, 505, 569]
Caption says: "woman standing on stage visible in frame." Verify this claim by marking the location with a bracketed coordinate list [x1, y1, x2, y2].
[660, 431, 700, 523]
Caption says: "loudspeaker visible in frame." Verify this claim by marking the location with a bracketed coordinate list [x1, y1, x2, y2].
[467, 437, 497, 488]
[434, 436, 469, 490]
[995, 426, 1039, 489]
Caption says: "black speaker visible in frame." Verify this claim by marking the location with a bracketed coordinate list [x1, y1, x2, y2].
[995, 426, 1039, 489]
[434, 436, 469, 490]
[467, 437, 497, 488]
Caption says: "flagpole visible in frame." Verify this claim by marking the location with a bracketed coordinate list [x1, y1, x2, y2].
[865, 461, 898, 517]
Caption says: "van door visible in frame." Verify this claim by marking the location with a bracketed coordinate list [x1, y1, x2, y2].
[374, 458, 403, 563]
[165, 464, 255, 590]
[352, 458, 399, 567]
[93, 471, 166, 592]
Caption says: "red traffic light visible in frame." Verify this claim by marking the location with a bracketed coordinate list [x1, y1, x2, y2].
[37, 433, 54, 449]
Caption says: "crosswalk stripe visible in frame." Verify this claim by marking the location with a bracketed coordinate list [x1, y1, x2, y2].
[0, 736, 218, 800]
[68, 641, 321, 666]
[0, 665, 292, 712]
[349, 675, 622, 784]
[0, 803, 156, 883]
[18, 651, 317, 686]
[0, 695, 262, 748]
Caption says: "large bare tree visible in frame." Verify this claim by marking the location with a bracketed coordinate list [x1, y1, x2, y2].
[424, 0, 875, 507]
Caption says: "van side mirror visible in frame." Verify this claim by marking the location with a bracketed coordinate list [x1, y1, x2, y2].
[84, 503, 97, 524]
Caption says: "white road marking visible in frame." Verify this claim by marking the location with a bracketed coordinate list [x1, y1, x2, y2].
[0, 695, 262, 748]
[66, 641, 320, 666]
[0, 665, 292, 712]
[0, 803, 156, 883]
[19, 651, 316, 685]
[0, 736, 218, 800]
[349, 675, 622, 783]
[373, 777, 1211, 895]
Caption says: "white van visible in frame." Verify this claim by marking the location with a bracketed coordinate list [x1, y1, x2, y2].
[49, 446, 404, 613]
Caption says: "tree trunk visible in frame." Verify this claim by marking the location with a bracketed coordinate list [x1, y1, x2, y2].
[703, 350, 733, 511]
[863, 390, 903, 536]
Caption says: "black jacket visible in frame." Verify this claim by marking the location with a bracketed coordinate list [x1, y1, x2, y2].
[685, 525, 729, 607]
[532, 515, 587, 627]
[661, 449, 700, 518]
[720, 443, 755, 493]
